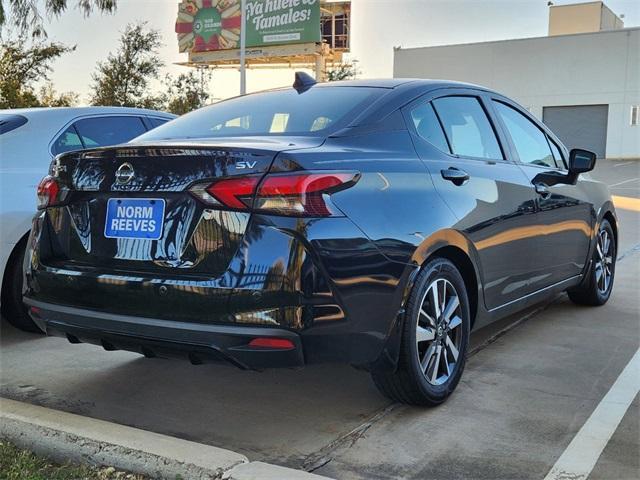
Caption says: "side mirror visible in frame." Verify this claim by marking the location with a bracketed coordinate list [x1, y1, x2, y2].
[569, 148, 596, 174]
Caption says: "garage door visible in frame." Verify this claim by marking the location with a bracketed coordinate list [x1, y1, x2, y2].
[542, 105, 608, 158]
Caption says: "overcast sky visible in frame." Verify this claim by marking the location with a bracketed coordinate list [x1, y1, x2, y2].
[35, 0, 640, 105]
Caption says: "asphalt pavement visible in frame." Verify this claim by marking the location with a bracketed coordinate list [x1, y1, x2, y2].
[1, 158, 638, 479]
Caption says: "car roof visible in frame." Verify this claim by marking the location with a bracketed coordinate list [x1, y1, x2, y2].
[313, 78, 490, 92]
[0, 106, 176, 120]
[313, 78, 493, 131]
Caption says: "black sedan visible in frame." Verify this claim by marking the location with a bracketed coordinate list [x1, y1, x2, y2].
[24, 75, 617, 406]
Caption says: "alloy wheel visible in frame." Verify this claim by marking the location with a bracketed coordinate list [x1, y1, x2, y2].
[595, 228, 613, 294]
[416, 278, 463, 385]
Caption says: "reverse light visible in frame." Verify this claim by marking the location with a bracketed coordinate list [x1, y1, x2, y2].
[36, 176, 61, 209]
[190, 171, 359, 217]
[254, 172, 357, 216]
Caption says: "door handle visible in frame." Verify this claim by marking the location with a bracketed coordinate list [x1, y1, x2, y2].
[534, 182, 551, 199]
[441, 167, 469, 186]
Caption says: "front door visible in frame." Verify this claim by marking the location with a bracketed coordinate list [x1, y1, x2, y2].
[489, 99, 593, 289]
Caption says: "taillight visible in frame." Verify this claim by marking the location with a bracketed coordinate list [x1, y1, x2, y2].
[190, 171, 359, 217]
[36, 176, 61, 209]
[206, 175, 261, 209]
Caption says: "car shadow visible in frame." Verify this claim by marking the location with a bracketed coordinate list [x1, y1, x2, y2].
[0, 305, 548, 467]
[0, 316, 390, 466]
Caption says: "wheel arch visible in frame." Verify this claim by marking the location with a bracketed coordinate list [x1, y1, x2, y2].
[429, 245, 479, 330]
[1, 231, 30, 310]
[409, 229, 484, 330]
[602, 209, 618, 250]
[371, 229, 486, 373]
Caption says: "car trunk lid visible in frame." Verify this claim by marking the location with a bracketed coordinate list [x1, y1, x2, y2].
[45, 137, 321, 276]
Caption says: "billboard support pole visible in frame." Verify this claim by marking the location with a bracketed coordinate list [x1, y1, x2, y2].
[315, 53, 325, 82]
[240, 0, 247, 95]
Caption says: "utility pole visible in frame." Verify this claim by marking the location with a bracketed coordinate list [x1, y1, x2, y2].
[240, 0, 247, 95]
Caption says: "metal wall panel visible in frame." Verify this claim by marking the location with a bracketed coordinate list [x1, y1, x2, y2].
[543, 105, 609, 158]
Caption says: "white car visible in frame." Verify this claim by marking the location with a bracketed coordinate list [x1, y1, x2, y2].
[0, 107, 176, 331]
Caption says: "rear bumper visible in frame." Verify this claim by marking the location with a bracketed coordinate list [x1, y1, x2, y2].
[25, 209, 415, 369]
[24, 298, 304, 370]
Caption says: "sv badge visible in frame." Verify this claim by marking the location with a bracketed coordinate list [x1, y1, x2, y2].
[236, 161, 257, 169]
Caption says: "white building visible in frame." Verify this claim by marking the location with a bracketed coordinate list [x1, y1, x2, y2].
[393, 2, 639, 159]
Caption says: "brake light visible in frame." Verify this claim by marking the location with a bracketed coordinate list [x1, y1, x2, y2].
[36, 176, 61, 209]
[190, 171, 358, 217]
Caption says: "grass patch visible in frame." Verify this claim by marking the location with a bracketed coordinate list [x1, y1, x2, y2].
[0, 441, 147, 480]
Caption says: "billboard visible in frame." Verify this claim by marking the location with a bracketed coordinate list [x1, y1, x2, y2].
[176, 0, 321, 53]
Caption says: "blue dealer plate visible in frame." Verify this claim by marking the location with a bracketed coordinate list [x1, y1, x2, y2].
[104, 198, 165, 240]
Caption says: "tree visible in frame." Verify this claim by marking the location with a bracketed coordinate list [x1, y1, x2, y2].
[163, 69, 212, 115]
[38, 82, 78, 106]
[0, 37, 76, 108]
[89, 22, 164, 108]
[326, 62, 359, 82]
[1, 0, 117, 38]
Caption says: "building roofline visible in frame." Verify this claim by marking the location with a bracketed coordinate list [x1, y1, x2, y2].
[549, 1, 603, 9]
[394, 26, 639, 53]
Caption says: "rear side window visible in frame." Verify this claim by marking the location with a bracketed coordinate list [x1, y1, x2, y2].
[135, 87, 384, 140]
[432, 96, 503, 160]
[52, 125, 84, 155]
[410, 102, 450, 153]
[148, 117, 170, 128]
[0, 114, 28, 134]
[74, 116, 147, 148]
[493, 101, 557, 168]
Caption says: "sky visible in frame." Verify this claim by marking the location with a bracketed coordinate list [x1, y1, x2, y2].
[24, 0, 640, 105]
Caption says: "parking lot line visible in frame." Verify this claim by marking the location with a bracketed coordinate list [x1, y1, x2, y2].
[542, 348, 640, 480]
[612, 195, 640, 212]
[608, 178, 639, 188]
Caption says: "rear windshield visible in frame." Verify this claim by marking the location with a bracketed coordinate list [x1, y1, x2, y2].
[136, 87, 384, 140]
[0, 114, 28, 134]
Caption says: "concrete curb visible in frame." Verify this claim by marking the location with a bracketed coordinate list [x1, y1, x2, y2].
[0, 398, 330, 479]
[224, 462, 331, 480]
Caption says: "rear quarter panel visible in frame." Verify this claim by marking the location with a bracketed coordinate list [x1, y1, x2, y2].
[271, 130, 485, 333]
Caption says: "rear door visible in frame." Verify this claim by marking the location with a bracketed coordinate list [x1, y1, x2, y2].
[489, 98, 593, 287]
[404, 89, 540, 311]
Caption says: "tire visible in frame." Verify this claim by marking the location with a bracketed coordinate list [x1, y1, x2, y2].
[568, 219, 616, 306]
[1, 236, 42, 333]
[372, 257, 470, 406]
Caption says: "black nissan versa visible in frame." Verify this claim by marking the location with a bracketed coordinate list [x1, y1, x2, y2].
[23, 75, 617, 406]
